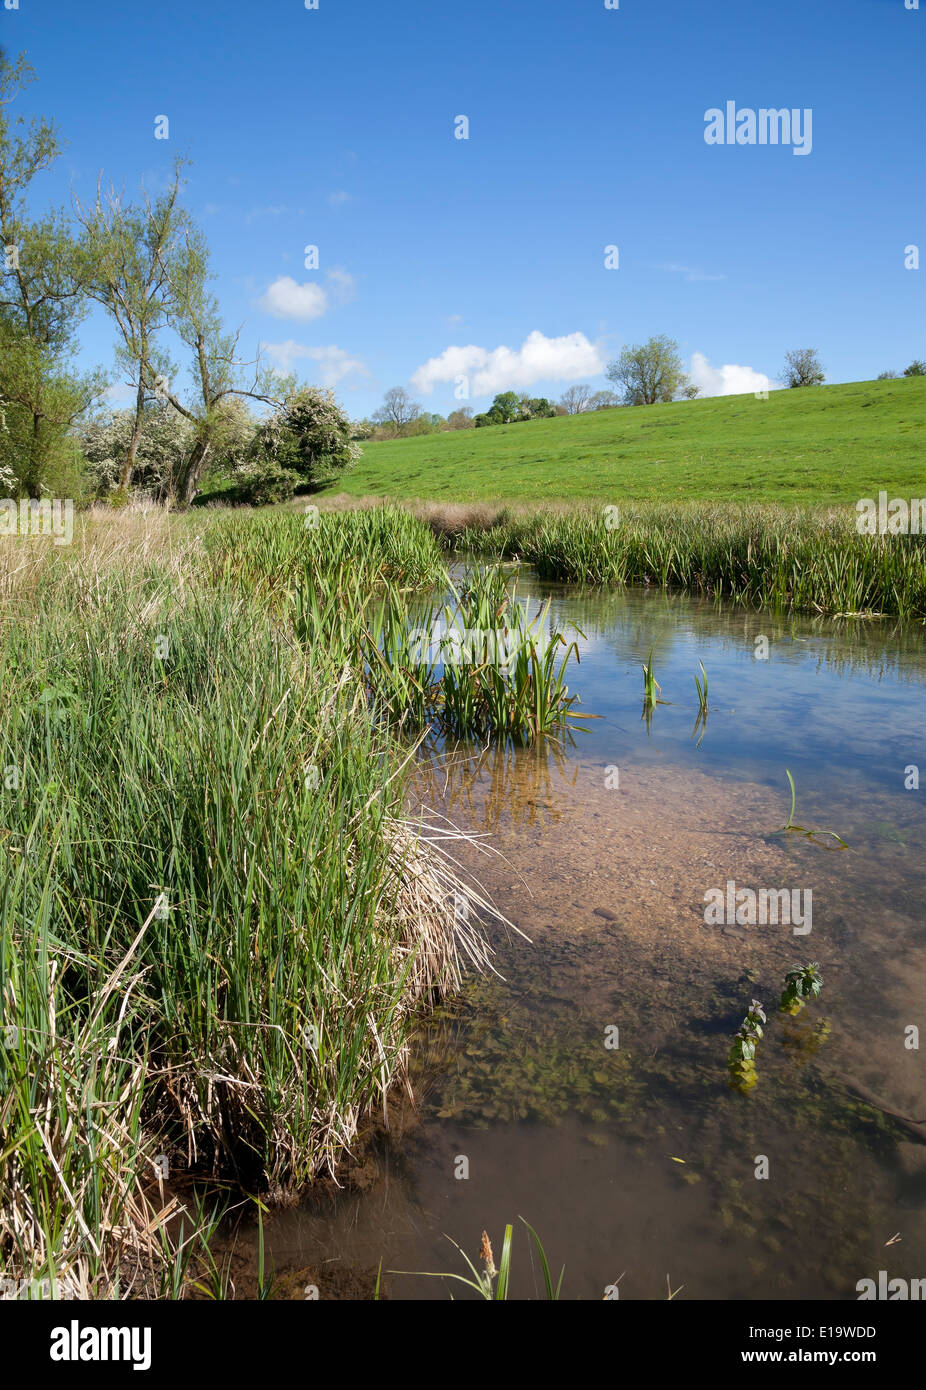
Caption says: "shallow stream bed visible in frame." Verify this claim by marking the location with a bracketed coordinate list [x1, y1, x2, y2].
[257, 577, 926, 1299]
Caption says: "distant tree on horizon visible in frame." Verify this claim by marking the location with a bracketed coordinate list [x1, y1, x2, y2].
[559, 383, 594, 414]
[373, 386, 421, 433]
[783, 348, 825, 388]
[587, 390, 622, 410]
[606, 336, 690, 405]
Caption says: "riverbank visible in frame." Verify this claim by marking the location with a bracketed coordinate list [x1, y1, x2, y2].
[0, 505, 499, 1298]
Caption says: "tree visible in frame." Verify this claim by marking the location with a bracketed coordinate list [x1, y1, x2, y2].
[249, 387, 359, 490]
[782, 348, 825, 388]
[0, 51, 100, 494]
[903, 360, 926, 377]
[373, 386, 420, 434]
[447, 406, 474, 430]
[405, 411, 446, 435]
[876, 370, 897, 380]
[588, 390, 621, 410]
[157, 221, 289, 506]
[559, 383, 594, 414]
[682, 384, 701, 400]
[519, 394, 556, 420]
[606, 335, 689, 406]
[73, 157, 190, 490]
[486, 391, 522, 424]
[77, 402, 194, 499]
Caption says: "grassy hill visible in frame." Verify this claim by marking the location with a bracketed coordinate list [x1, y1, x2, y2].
[330, 377, 926, 505]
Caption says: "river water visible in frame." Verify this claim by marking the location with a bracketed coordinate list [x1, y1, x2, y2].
[257, 574, 926, 1300]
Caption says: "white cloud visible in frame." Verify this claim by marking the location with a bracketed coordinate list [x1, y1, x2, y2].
[257, 267, 356, 321]
[258, 276, 328, 320]
[411, 329, 605, 397]
[651, 262, 725, 283]
[104, 383, 136, 404]
[325, 266, 356, 301]
[688, 351, 771, 397]
[244, 204, 293, 225]
[260, 340, 368, 387]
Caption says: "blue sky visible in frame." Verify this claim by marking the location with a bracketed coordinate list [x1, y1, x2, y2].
[8, 0, 925, 417]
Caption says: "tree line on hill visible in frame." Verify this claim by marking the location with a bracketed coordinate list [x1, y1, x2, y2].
[360, 339, 918, 441]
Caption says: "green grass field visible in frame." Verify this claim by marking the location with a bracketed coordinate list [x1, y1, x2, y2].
[331, 377, 926, 504]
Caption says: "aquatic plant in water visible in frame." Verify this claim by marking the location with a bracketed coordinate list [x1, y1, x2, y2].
[729, 965, 824, 1090]
[779, 961, 824, 1017]
[391, 1218, 563, 1300]
[728, 999, 767, 1093]
[642, 646, 661, 710]
[775, 769, 849, 850]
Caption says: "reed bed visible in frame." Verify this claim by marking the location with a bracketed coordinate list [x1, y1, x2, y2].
[444, 503, 926, 620]
[0, 507, 510, 1299]
[328, 498, 926, 621]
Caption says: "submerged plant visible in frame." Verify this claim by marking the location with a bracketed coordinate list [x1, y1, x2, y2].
[779, 961, 824, 1017]
[775, 769, 849, 850]
[728, 999, 766, 1092]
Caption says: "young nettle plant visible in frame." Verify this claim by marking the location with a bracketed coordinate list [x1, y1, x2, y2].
[728, 999, 766, 1093]
[780, 961, 824, 1017]
[728, 964, 825, 1091]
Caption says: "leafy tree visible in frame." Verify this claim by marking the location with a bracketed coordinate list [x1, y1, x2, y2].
[876, 370, 897, 380]
[249, 387, 360, 491]
[782, 348, 825, 388]
[405, 411, 446, 435]
[77, 402, 194, 498]
[485, 391, 523, 424]
[519, 395, 556, 419]
[73, 157, 191, 490]
[588, 389, 621, 410]
[903, 359, 926, 377]
[606, 335, 689, 406]
[447, 406, 474, 429]
[156, 221, 288, 506]
[0, 51, 100, 494]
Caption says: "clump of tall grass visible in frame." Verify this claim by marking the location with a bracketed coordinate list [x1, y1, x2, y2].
[434, 569, 589, 744]
[204, 503, 446, 597]
[289, 560, 589, 745]
[0, 508, 504, 1297]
